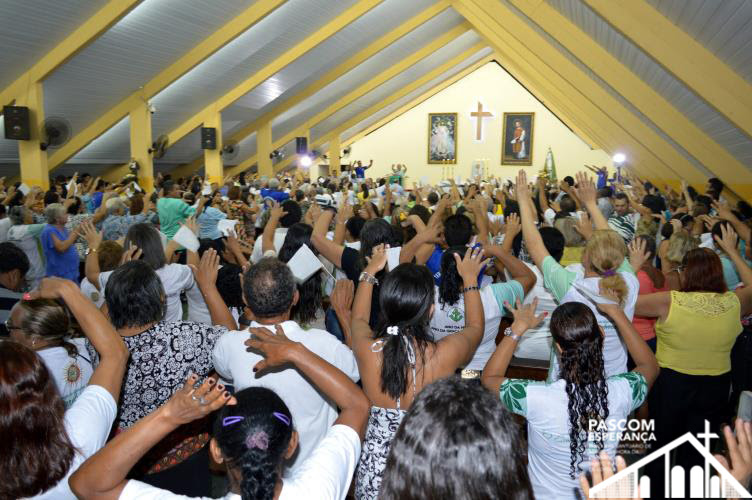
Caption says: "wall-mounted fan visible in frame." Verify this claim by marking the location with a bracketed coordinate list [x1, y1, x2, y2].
[342, 146, 351, 157]
[149, 134, 169, 159]
[221, 140, 240, 161]
[40, 117, 72, 151]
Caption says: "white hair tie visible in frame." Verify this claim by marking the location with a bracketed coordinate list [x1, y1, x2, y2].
[387, 326, 399, 336]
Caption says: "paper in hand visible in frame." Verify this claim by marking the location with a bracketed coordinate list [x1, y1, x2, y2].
[217, 219, 238, 237]
[287, 244, 327, 284]
[201, 182, 212, 196]
[18, 183, 30, 196]
[172, 225, 199, 253]
[132, 182, 143, 193]
[67, 179, 77, 196]
[386, 246, 402, 271]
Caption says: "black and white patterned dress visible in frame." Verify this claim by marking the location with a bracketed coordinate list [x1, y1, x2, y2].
[354, 405, 406, 499]
[87, 321, 226, 429]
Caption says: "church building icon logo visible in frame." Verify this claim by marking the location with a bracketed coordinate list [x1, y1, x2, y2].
[589, 421, 751, 499]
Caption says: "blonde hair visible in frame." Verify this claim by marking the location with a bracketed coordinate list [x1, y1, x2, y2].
[635, 217, 658, 238]
[583, 230, 629, 305]
[554, 217, 584, 247]
[665, 230, 698, 267]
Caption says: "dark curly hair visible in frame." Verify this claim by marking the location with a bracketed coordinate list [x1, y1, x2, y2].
[213, 387, 293, 500]
[381, 377, 533, 500]
[376, 263, 435, 400]
[278, 223, 322, 325]
[550, 302, 609, 478]
[0, 342, 75, 498]
[438, 245, 466, 306]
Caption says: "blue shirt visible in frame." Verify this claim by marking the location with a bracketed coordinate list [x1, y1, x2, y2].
[198, 206, 227, 240]
[260, 189, 289, 203]
[596, 171, 607, 189]
[354, 167, 366, 178]
[40, 225, 79, 282]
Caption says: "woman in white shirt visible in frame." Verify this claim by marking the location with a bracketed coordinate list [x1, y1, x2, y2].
[6, 205, 46, 287]
[70, 325, 370, 500]
[0, 277, 128, 500]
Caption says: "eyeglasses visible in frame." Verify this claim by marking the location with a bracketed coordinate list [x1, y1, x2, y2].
[4, 319, 21, 331]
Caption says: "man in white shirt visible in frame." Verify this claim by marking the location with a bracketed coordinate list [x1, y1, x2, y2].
[251, 200, 302, 263]
[213, 258, 359, 474]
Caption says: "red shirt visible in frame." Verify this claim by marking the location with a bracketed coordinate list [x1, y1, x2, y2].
[632, 269, 667, 341]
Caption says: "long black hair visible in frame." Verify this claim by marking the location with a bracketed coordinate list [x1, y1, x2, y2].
[213, 387, 293, 500]
[376, 263, 435, 400]
[277, 223, 321, 325]
[437, 245, 467, 306]
[381, 377, 533, 500]
[550, 302, 609, 478]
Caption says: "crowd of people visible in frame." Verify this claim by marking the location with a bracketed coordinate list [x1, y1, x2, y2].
[2, 164, 752, 500]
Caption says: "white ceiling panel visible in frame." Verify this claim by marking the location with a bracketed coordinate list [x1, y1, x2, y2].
[70, 116, 130, 164]
[0, 0, 103, 89]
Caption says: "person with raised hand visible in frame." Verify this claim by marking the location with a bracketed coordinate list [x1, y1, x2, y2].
[516, 169, 639, 380]
[0, 277, 128, 499]
[350, 244, 486, 499]
[482, 296, 657, 500]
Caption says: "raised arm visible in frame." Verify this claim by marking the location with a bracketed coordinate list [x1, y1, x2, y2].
[310, 207, 345, 269]
[715, 224, 752, 316]
[333, 202, 353, 246]
[263, 201, 286, 255]
[351, 244, 387, 343]
[331, 279, 355, 347]
[82, 221, 104, 290]
[70, 377, 231, 500]
[483, 244, 536, 294]
[50, 225, 81, 253]
[190, 248, 238, 330]
[399, 223, 440, 265]
[28, 278, 129, 400]
[516, 170, 550, 270]
[573, 172, 609, 230]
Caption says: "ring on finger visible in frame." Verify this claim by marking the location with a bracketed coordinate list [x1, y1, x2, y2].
[191, 394, 200, 401]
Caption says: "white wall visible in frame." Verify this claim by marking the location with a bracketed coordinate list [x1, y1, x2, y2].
[347, 62, 613, 184]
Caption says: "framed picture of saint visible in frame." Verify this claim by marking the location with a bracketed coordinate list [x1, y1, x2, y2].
[427, 112, 457, 164]
[501, 112, 534, 166]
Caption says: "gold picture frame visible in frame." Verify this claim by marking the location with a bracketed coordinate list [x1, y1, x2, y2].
[427, 112, 458, 164]
[501, 112, 534, 166]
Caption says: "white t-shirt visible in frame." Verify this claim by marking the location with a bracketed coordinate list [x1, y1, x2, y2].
[7, 223, 45, 288]
[251, 227, 288, 263]
[99, 264, 195, 323]
[506, 263, 557, 361]
[212, 321, 359, 474]
[29, 385, 117, 499]
[0, 217, 11, 242]
[37, 338, 94, 408]
[429, 281, 523, 371]
[499, 373, 647, 500]
[80, 278, 104, 308]
[118, 424, 360, 500]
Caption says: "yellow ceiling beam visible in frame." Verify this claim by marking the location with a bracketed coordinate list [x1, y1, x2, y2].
[342, 57, 494, 148]
[510, 0, 752, 195]
[453, 0, 664, 184]
[48, 0, 287, 171]
[0, 0, 142, 111]
[162, 0, 385, 148]
[457, 0, 708, 187]
[169, 2, 458, 178]
[583, 0, 752, 139]
[272, 43, 488, 174]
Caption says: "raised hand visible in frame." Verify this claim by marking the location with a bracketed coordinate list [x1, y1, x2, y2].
[330, 279, 354, 315]
[628, 237, 650, 271]
[454, 246, 489, 284]
[162, 374, 234, 426]
[714, 223, 739, 255]
[504, 297, 547, 335]
[183, 216, 199, 236]
[80, 220, 103, 250]
[269, 200, 288, 220]
[713, 200, 735, 222]
[245, 324, 299, 373]
[574, 172, 597, 206]
[189, 248, 220, 289]
[715, 418, 752, 487]
[120, 245, 142, 264]
[515, 170, 529, 199]
[580, 452, 638, 500]
[504, 212, 521, 238]
[574, 212, 593, 240]
[25, 277, 75, 300]
[364, 243, 389, 274]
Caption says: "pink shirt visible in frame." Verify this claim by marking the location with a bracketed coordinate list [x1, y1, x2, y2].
[633, 269, 667, 341]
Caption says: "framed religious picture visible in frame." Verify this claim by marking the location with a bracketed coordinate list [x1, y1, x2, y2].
[501, 112, 534, 166]
[427, 112, 458, 164]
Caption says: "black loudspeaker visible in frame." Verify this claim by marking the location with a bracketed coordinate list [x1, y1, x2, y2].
[201, 127, 217, 150]
[3, 106, 31, 140]
[295, 136, 308, 154]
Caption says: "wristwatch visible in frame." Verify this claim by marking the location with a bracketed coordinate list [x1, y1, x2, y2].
[85, 247, 98, 256]
[358, 271, 379, 285]
[503, 326, 521, 342]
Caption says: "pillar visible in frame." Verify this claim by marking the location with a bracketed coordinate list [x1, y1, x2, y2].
[257, 121, 272, 177]
[328, 135, 341, 177]
[16, 82, 49, 190]
[203, 109, 224, 184]
[129, 99, 154, 192]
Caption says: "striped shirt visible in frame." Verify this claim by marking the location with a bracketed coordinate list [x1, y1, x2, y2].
[608, 212, 639, 242]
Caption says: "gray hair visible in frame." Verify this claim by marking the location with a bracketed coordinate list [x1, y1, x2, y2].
[9, 206, 27, 226]
[268, 178, 280, 189]
[105, 197, 127, 215]
[44, 203, 66, 224]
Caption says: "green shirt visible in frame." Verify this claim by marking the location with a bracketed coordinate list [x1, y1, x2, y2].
[157, 198, 196, 239]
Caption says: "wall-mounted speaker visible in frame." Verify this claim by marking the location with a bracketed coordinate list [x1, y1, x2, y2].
[295, 136, 308, 154]
[201, 127, 217, 150]
[3, 106, 31, 140]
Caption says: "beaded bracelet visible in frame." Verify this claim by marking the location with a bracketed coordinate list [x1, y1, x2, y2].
[462, 285, 480, 293]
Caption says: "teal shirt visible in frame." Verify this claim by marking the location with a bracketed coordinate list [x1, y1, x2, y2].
[157, 198, 196, 239]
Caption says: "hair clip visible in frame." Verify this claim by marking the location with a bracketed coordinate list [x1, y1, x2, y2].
[386, 326, 399, 336]
[273, 412, 291, 426]
[245, 431, 269, 451]
[601, 270, 616, 277]
[222, 416, 244, 426]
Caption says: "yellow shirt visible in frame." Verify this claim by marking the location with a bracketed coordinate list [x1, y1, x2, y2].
[655, 291, 742, 375]
[559, 246, 584, 267]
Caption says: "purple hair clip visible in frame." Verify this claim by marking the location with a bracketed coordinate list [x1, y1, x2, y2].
[602, 270, 616, 277]
[245, 431, 269, 450]
[273, 411, 291, 426]
[222, 416, 244, 426]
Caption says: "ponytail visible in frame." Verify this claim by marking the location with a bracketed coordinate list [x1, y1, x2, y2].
[598, 273, 628, 306]
[584, 230, 629, 305]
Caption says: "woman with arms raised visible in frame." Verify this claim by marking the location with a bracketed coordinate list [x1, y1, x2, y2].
[481, 297, 659, 499]
[348, 244, 486, 499]
[70, 324, 370, 500]
[0, 277, 128, 499]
